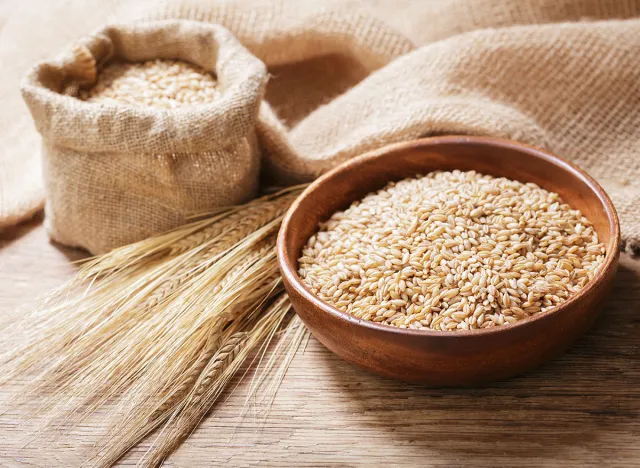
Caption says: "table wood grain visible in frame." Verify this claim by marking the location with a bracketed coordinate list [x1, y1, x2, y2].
[1, 218, 639, 467]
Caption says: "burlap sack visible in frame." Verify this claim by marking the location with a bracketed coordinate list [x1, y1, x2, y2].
[21, 20, 267, 254]
[3, 0, 640, 255]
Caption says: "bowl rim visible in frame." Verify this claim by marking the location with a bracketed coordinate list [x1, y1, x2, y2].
[277, 135, 621, 338]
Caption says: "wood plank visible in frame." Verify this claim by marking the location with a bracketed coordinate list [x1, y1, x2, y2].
[1, 220, 639, 467]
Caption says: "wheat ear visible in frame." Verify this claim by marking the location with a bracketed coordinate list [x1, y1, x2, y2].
[141, 295, 292, 468]
[0, 186, 305, 468]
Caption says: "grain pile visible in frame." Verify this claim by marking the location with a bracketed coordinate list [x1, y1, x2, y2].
[79, 59, 218, 108]
[299, 170, 606, 331]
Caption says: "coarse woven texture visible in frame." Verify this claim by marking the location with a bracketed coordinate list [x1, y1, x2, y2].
[2, 0, 640, 254]
[21, 20, 267, 254]
[299, 170, 605, 331]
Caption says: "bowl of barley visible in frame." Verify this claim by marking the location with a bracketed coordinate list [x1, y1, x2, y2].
[277, 136, 620, 385]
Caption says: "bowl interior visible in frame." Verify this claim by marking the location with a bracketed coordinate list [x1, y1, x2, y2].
[281, 137, 619, 303]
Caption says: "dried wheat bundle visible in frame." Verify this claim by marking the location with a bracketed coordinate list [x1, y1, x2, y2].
[0, 186, 307, 467]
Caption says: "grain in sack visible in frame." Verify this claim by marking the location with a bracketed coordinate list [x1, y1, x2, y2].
[21, 20, 267, 254]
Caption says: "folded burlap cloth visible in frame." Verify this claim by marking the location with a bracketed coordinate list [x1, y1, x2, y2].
[1, 0, 639, 254]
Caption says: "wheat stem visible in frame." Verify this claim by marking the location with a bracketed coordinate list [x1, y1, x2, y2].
[141, 295, 291, 468]
[0, 186, 307, 468]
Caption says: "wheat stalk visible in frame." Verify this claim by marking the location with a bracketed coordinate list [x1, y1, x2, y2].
[77, 244, 282, 436]
[1, 206, 282, 394]
[169, 190, 299, 256]
[151, 332, 222, 421]
[141, 295, 292, 468]
[78, 185, 304, 278]
[0, 186, 307, 467]
[243, 315, 309, 422]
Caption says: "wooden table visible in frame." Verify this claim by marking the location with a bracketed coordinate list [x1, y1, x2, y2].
[1, 217, 639, 467]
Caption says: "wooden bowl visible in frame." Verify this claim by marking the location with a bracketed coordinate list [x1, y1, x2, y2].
[277, 136, 620, 385]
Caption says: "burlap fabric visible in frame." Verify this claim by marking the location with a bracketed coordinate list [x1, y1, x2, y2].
[2, 0, 640, 254]
[21, 21, 266, 254]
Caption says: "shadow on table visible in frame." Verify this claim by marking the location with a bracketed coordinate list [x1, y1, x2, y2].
[319, 257, 640, 465]
[0, 211, 87, 263]
[0, 211, 44, 245]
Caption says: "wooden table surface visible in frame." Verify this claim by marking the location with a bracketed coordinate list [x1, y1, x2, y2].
[1, 218, 639, 467]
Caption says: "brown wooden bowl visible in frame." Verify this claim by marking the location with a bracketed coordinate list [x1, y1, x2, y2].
[277, 136, 620, 385]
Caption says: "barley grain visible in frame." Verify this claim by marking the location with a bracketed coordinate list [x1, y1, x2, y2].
[79, 59, 218, 108]
[299, 170, 606, 331]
